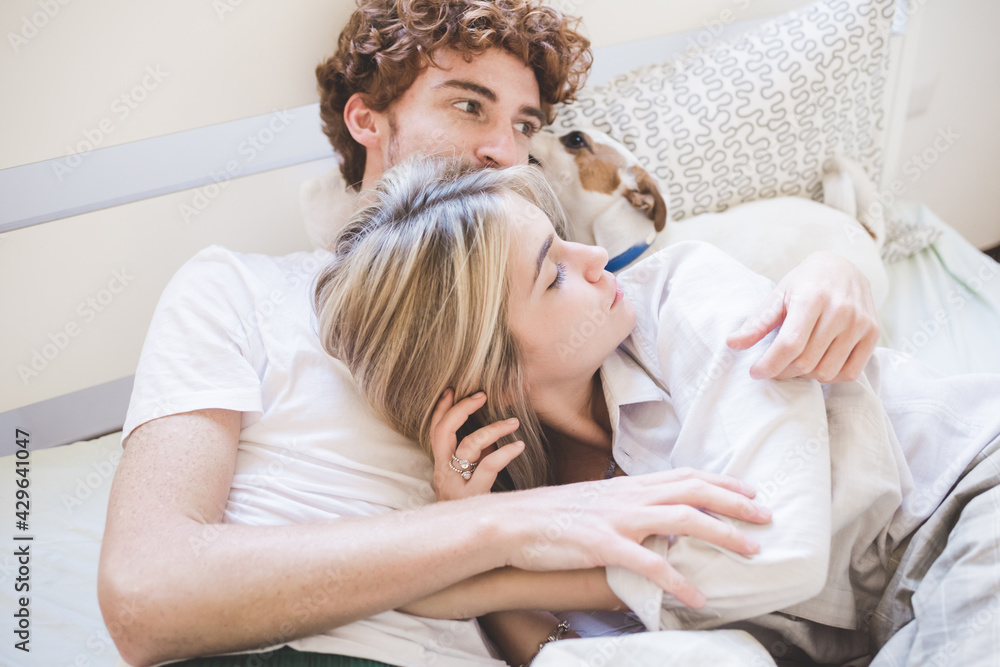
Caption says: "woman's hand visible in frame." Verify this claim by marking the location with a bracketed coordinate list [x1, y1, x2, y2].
[429, 389, 525, 500]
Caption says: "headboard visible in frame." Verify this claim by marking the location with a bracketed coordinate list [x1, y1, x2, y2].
[0, 0, 919, 454]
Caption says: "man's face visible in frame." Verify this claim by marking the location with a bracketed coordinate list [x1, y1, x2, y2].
[377, 48, 544, 171]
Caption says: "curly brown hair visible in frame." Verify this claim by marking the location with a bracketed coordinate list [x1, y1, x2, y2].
[316, 0, 592, 189]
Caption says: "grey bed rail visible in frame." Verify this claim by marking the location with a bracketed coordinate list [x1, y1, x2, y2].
[0, 376, 133, 456]
[0, 103, 333, 234]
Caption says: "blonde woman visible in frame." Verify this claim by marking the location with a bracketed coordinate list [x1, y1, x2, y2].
[315, 159, 1000, 666]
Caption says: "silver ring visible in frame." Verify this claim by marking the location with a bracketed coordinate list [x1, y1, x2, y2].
[449, 455, 477, 480]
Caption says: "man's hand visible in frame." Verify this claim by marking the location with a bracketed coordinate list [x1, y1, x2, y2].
[726, 251, 880, 382]
[499, 468, 771, 609]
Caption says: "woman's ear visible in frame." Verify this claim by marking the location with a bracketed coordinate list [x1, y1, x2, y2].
[343, 92, 384, 150]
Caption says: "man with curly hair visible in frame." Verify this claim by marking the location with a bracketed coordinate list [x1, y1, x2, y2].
[98, 1, 881, 665]
[316, 0, 591, 190]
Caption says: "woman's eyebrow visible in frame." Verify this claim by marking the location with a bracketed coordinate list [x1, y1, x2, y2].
[534, 233, 554, 283]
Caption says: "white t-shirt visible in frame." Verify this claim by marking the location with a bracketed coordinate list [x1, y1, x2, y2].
[124, 245, 505, 666]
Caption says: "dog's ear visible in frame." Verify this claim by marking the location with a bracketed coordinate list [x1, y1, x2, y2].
[624, 166, 667, 232]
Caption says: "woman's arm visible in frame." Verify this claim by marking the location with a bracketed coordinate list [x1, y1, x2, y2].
[409, 391, 764, 665]
[479, 612, 579, 666]
[399, 568, 621, 619]
[400, 568, 602, 665]
[616, 242, 834, 630]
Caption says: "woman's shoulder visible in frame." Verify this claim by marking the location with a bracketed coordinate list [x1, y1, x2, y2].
[618, 241, 777, 371]
[620, 241, 774, 321]
[621, 241, 771, 291]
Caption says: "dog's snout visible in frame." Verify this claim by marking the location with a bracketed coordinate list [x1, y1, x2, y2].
[560, 131, 592, 152]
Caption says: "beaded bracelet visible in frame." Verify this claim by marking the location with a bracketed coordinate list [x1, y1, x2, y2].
[541, 619, 571, 648]
[518, 620, 571, 667]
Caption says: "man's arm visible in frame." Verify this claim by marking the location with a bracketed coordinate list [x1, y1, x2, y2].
[98, 409, 497, 665]
[726, 251, 880, 382]
[99, 409, 769, 666]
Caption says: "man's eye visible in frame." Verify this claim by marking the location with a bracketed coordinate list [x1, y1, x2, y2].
[548, 262, 567, 290]
[516, 120, 541, 137]
[454, 100, 481, 114]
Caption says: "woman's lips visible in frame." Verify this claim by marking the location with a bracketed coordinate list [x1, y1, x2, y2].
[611, 278, 624, 309]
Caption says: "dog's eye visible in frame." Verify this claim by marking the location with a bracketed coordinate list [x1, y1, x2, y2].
[560, 131, 591, 151]
[528, 154, 541, 166]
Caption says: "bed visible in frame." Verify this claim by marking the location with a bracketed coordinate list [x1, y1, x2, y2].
[1, 0, 999, 665]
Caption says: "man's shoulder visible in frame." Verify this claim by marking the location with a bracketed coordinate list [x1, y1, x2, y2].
[180, 244, 330, 274]
[169, 245, 331, 297]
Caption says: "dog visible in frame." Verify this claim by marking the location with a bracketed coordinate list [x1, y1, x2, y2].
[530, 129, 889, 307]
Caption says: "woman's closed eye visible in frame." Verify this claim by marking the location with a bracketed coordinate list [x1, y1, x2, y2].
[548, 262, 567, 290]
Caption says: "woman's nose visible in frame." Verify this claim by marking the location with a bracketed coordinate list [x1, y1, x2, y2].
[582, 243, 609, 282]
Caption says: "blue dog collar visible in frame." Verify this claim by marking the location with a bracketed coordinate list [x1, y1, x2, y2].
[605, 232, 657, 272]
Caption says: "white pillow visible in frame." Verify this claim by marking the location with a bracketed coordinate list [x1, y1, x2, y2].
[549, 0, 938, 260]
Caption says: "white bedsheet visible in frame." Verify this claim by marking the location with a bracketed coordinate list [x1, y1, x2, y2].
[1, 203, 997, 667]
[879, 201, 1000, 375]
[0, 432, 122, 667]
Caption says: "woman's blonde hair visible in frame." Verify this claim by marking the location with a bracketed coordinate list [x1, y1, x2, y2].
[315, 158, 567, 491]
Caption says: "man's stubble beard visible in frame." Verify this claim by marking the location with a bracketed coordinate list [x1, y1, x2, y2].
[384, 109, 465, 168]
[385, 110, 402, 168]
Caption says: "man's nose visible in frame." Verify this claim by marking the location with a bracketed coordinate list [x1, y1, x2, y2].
[475, 125, 520, 168]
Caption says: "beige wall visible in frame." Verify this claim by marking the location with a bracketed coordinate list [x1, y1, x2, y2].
[889, 0, 1000, 250]
[0, 160, 332, 412]
[1, 0, 354, 169]
[1, 0, 352, 412]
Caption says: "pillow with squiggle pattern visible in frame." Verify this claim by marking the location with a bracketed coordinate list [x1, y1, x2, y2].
[551, 0, 938, 260]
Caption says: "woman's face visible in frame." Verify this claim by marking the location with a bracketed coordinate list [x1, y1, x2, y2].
[506, 196, 637, 390]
